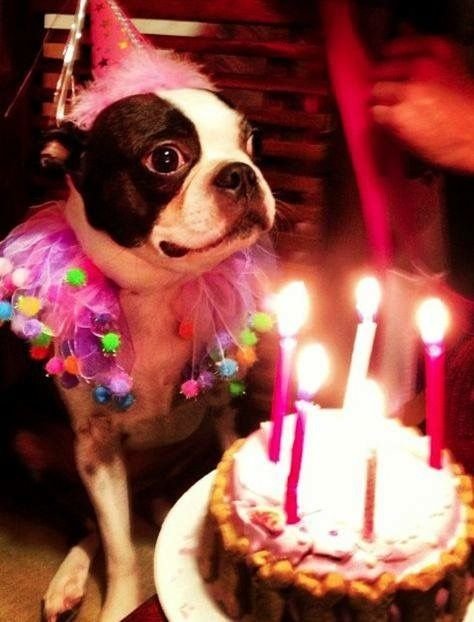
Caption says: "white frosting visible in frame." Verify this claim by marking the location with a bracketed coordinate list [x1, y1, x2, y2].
[230, 410, 465, 581]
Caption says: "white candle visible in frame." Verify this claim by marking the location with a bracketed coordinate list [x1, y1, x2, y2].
[344, 276, 381, 412]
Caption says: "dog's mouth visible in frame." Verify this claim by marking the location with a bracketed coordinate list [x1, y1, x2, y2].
[159, 210, 270, 259]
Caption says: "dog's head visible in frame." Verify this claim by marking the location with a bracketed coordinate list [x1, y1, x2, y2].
[69, 87, 274, 274]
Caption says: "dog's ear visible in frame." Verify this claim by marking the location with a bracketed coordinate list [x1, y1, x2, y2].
[39, 123, 86, 180]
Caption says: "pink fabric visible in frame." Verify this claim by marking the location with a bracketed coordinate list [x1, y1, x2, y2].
[320, 0, 393, 270]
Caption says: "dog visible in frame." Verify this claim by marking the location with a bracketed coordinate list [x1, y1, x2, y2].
[1, 77, 275, 620]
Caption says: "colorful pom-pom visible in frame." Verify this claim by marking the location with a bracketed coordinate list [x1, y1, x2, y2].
[0, 300, 13, 321]
[65, 267, 87, 287]
[45, 356, 64, 375]
[180, 378, 200, 399]
[217, 357, 238, 378]
[0, 257, 13, 277]
[1, 274, 14, 293]
[178, 320, 194, 340]
[23, 319, 43, 338]
[240, 327, 258, 347]
[250, 311, 274, 333]
[198, 370, 215, 389]
[93, 385, 112, 405]
[16, 295, 42, 317]
[32, 331, 53, 347]
[11, 267, 30, 287]
[64, 355, 79, 375]
[114, 392, 135, 411]
[216, 331, 234, 349]
[30, 345, 50, 360]
[101, 331, 121, 354]
[61, 372, 79, 389]
[236, 346, 258, 367]
[229, 380, 246, 397]
[108, 373, 133, 396]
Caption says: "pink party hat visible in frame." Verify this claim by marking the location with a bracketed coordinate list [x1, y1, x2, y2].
[89, 0, 148, 77]
[69, 0, 214, 129]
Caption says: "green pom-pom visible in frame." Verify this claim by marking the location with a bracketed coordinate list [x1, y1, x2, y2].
[250, 311, 274, 333]
[101, 331, 121, 353]
[229, 380, 246, 397]
[65, 267, 87, 287]
[32, 332, 52, 347]
[240, 327, 258, 347]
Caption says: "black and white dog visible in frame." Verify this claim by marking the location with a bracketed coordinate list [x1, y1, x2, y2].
[5, 85, 274, 621]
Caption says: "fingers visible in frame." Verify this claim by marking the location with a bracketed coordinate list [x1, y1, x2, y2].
[381, 34, 458, 61]
[371, 105, 397, 129]
[371, 81, 407, 105]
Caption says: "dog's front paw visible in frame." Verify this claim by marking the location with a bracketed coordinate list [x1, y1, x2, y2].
[42, 533, 98, 622]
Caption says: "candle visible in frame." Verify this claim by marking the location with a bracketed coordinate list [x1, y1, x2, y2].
[343, 276, 381, 412]
[358, 379, 385, 541]
[284, 343, 329, 524]
[268, 282, 309, 462]
[362, 449, 378, 542]
[415, 298, 450, 469]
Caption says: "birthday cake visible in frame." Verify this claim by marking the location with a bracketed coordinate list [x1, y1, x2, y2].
[198, 409, 474, 621]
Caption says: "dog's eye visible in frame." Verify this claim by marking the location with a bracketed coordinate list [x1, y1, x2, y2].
[246, 130, 262, 161]
[143, 145, 187, 174]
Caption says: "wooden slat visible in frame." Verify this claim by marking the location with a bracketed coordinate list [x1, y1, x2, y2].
[44, 27, 323, 61]
[34, 0, 314, 26]
[262, 138, 327, 162]
[213, 72, 328, 96]
[264, 171, 324, 199]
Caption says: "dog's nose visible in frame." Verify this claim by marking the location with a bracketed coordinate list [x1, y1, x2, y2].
[213, 162, 258, 199]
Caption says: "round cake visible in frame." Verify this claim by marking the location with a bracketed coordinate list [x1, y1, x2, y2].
[198, 409, 474, 621]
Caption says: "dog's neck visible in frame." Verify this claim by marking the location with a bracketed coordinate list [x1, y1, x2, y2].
[64, 183, 188, 294]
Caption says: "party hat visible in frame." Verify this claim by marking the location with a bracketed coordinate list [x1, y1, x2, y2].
[68, 0, 215, 129]
[90, 0, 148, 77]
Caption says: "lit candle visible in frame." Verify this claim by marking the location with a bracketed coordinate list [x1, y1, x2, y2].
[285, 343, 329, 524]
[268, 282, 310, 462]
[343, 276, 381, 412]
[358, 380, 385, 542]
[415, 298, 450, 469]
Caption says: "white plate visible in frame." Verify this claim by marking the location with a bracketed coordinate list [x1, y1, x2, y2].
[154, 470, 230, 622]
[155, 470, 474, 622]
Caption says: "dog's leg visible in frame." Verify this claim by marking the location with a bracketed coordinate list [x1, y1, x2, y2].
[74, 422, 141, 622]
[43, 531, 99, 622]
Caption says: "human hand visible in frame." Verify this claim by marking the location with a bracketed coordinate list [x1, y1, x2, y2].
[371, 35, 474, 173]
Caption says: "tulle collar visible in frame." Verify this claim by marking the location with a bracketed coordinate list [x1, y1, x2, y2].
[0, 201, 274, 409]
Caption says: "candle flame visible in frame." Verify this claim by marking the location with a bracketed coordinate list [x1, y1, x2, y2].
[273, 281, 309, 337]
[416, 297, 450, 345]
[296, 342, 329, 399]
[355, 277, 381, 321]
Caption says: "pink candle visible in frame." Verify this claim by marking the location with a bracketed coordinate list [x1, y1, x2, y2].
[424, 342, 446, 469]
[416, 298, 450, 470]
[284, 403, 306, 525]
[269, 337, 297, 461]
[283, 343, 329, 524]
[362, 448, 378, 541]
[268, 282, 309, 462]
